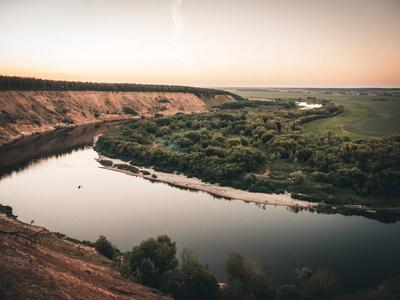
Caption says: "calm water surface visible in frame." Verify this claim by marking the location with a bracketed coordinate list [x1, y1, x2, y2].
[0, 125, 399, 293]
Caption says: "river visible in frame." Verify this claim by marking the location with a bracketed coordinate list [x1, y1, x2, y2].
[0, 123, 399, 293]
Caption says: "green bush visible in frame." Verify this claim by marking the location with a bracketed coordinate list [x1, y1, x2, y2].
[99, 159, 113, 167]
[129, 235, 178, 288]
[223, 251, 276, 300]
[0, 204, 17, 219]
[94, 235, 117, 260]
[115, 164, 139, 173]
[165, 255, 220, 300]
[122, 106, 138, 115]
[290, 171, 306, 184]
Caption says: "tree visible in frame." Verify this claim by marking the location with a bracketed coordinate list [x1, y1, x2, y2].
[94, 235, 117, 260]
[221, 279, 246, 300]
[275, 284, 301, 300]
[136, 258, 158, 287]
[165, 254, 219, 300]
[296, 267, 342, 300]
[347, 274, 400, 300]
[225, 251, 245, 283]
[290, 171, 306, 184]
[223, 251, 275, 300]
[129, 235, 178, 288]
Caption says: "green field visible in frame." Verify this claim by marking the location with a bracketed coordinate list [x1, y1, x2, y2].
[228, 90, 400, 138]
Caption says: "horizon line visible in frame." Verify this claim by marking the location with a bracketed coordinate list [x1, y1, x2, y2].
[1, 74, 399, 90]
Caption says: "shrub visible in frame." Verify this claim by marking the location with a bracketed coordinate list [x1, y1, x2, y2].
[94, 235, 117, 260]
[99, 159, 113, 167]
[223, 251, 276, 300]
[0, 204, 17, 219]
[165, 255, 220, 300]
[290, 171, 306, 184]
[129, 235, 178, 288]
[122, 106, 138, 115]
[115, 164, 139, 173]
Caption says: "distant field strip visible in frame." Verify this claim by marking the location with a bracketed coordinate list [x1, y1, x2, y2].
[305, 96, 400, 138]
[342, 97, 400, 136]
[303, 102, 371, 140]
[230, 90, 400, 138]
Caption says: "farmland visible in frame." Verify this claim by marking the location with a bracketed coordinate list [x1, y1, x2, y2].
[228, 89, 400, 139]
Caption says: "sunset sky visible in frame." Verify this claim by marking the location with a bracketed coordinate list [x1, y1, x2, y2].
[1, 0, 399, 87]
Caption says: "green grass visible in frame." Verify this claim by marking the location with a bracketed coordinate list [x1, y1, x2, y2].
[304, 101, 370, 140]
[229, 90, 400, 138]
[342, 97, 400, 136]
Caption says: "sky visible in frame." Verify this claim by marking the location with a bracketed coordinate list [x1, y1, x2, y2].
[0, 0, 399, 87]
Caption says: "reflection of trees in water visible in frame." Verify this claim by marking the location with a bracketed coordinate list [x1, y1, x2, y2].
[288, 206, 306, 214]
[286, 203, 400, 224]
[0, 121, 129, 179]
[0, 145, 89, 179]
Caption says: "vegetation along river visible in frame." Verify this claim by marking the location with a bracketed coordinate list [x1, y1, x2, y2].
[0, 123, 399, 293]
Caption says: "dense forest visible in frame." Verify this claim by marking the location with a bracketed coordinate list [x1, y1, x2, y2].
[0, 75, 244, 100]
[94, 100, 400, 215]
[90, 233, 400, 300]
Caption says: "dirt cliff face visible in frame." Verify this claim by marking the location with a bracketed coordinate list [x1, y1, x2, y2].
[0, 214, 171, 299]
[0, 90, 233, 144]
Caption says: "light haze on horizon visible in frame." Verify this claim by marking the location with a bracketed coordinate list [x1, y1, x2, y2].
[1, 0, 399, 88]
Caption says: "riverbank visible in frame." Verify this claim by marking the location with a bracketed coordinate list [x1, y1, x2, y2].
[97, 155, 317, 209]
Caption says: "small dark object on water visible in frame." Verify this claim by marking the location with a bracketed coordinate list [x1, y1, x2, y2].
[78, 185, 83, 189]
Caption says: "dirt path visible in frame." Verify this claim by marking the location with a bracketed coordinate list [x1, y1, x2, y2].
[340, 123, 354, 135]
[261, 164, 271, 177]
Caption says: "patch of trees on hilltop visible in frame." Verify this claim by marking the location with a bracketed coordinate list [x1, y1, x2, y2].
[0, 75, 244, 101]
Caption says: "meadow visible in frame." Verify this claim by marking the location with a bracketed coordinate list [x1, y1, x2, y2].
[229, 90, 400, 139]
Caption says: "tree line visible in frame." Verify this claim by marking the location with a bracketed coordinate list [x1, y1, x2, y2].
[0, 75, 244, 101]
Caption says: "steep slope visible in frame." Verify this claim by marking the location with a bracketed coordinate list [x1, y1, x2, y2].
[0, 90, 234, 144]
[0, 213, 171, 299]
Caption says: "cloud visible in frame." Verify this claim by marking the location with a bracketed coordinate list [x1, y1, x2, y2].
[171, 0, 188, 65]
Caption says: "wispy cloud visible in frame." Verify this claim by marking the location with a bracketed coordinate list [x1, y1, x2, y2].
[171, 0, 188, 66]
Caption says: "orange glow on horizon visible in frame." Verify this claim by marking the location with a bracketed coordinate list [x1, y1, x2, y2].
[1, 0, 399, 88]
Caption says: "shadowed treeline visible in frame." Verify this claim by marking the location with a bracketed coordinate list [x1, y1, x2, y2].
[94, 233, 400, 300]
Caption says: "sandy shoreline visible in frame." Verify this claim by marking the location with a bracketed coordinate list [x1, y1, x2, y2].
[97, 155, 317, 209]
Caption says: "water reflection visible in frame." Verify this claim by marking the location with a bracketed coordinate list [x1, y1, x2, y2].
[0, 121, 130, 179]
[1, 122, 399, 226]
[0, 133, 400, 293]
[296, 101, 323, 110]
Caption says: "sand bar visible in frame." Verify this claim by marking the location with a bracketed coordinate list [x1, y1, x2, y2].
[97, 155, 317, 209]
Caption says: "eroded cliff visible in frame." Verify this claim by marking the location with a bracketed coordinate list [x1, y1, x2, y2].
[0, 90, 234, 144]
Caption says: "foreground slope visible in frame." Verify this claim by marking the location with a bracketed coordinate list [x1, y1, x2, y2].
[0, 213, 171, 299]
